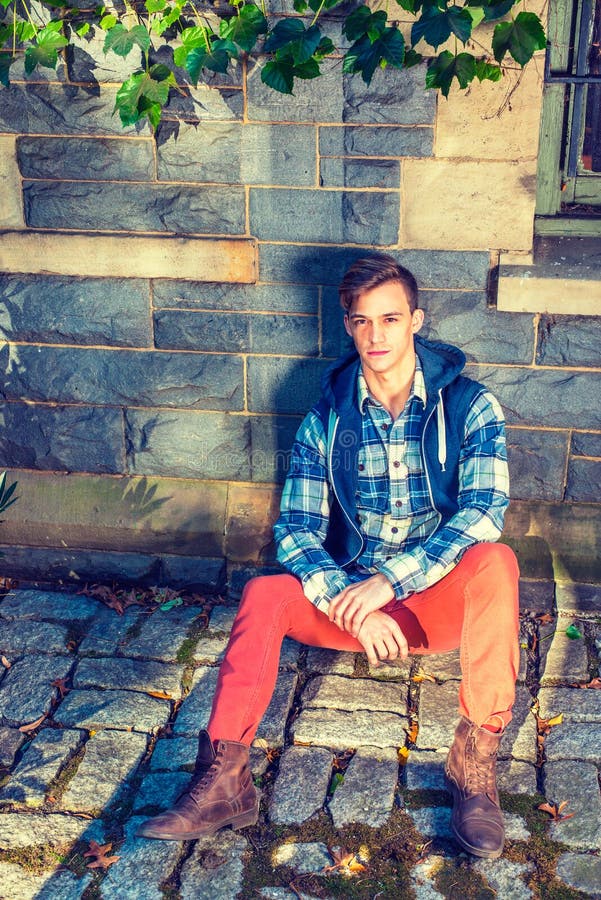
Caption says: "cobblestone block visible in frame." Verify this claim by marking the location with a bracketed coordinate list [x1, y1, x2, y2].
[249, 187, 399, 245]
[272, 841, 333, 874]
[416, 681, 458, 750]
[0, 590, 100, 622]
[0, 403, 124, 474]
[544, 760, 601, 850]
[17, 136, 155, 181]
[556, 852, 601, 897]
[192, 633, 230, 664]
[415, 651, 461, 681]
[279, 638, 301, 670]
[126, 409, 251, 481]
[99, 816, 182, 900]
[497, 760, 538, 795]
[23, 180, 245, 235]
[501, 688, 537, 763]
[269, 745, 332, 824]
[256, 672, 297, 747]
[153, 280, 318, 314]
[78, 607, 143, 657]
[566, 458, 601, 502]
[320, 125, 433, 158]
[149, 736, 198, 771]
[538, 687, 601, 723]
[173, 667, 220, 736]
[303, 675, 407, 715]
[545, 723, 601, 764]
[133, 771, 191, 812]
[0, 345, 244, 411]
[0, 274, 152, 348]
[306, 648, 356, 676]
[555, 581, 601, 614]
[59, 730, 147, 813]
[0, 863, 90, 899]
[0, 619, 70, 656]
[329, 745, 398, 828]
[411, 854, 446, 900]
[0, 726, 25, 768]
[73, 657, 185, 699]
[367, 657, 412, 680]
[122, 606, 206, 661]
[473, 858, 534, 900]
[247, 356, 330, 415]
[0, 812, 90, 849]
[404, 751, 447, 792]
[407, 806, 530, 842]
[0, 655, 73, 727]
[53, 689, 170, 733]
[157, 122, 316, 185]
[291, 708, 407, 749]
[320, 158, 399, 188]
[537, 315, 601, 367]
[0, 728, 82, 807]
[208, 606, 237, 632]
[539, 628, 589, 684]
[179, 830, 248, 900]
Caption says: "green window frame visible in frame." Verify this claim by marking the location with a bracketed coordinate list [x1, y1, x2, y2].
[536, 0, 601, 236]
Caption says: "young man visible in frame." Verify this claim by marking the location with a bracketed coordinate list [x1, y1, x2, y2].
[139, 254, 520, 860]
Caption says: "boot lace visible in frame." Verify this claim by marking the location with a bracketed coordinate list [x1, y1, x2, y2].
[465, 735, 497, 798]
[182, 750, 224, 804]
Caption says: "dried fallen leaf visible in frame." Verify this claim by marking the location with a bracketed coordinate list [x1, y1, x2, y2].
[411, 671, 436, 683]
[538, 800, 575, 822]
[83, 840, 120, 870]
[570, 676, 601, 690]
[19, 714, 47, 733]
[1, 655, 11, 669]
[324, 846, 369, 876]
[52, 677, 69, 698]
[146, 690, 172, 700]
[537, 613, 555, 625]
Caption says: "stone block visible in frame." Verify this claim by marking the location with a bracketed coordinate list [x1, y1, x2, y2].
[269, 745, 332, 824]
[133, 771, 191, 812]
[320, 125, 433, 158]
[302, 674, 407, 715]
[0, 863, 90, 899]
[545, 723, 601, 764]
[0, 546, 159, 588]
[571, 432, 601, 457]
[341, 63, 436, 125]
[506, 428, 570, 501]
[23, 180, 245, 235]
[419, 290, 534, 364]
[161, 85, 244, 120]
[305, 648, 356, 676]
[157, 122, 316, 185]
[539, 628, 589, 684]
[538, 687, 601, 723]
[555, 581, 601, 614]
[154, 310, 249, 352]
[225, 483, 280, 562]
[556, 853, 601, 897]
[0, 135, 25, 228]
[161, 555, 226, 590]
[435, 67, 543, 160]
[0, 727, 25, 769]
[417, 681, 459, 750]
[402, 160, 537, 251]
[150, 736, 198, 771]
[272, 841, 332, 875]
[58, 731, 146, 812]
[192, 633, 229, 664]
[256, 671, 297, 746]
[544, 760, 601, 850]
[497, 759, 538, 795]
[0, 655, 73, 728]
[291, 707, 407, 749]
[0, 728, 83, 808]
[173, 667, 220, 736]
[0, 403, 124, 474]
[66, 25, 144, 83]
[566, 458, 601, 502]
[152, 280, 317, 313]
[179, 830, 248, 900]
[0, 345, 244, 410]
[0, 273, 152, 347]
[16, 136, 155, 181]
[501, 688, 537, 763]
[208, 605, 237, 632]
[329, 745, 398, 828]
[367, 656, 412, 680]
[0, 618, 70, 656]
[0, 589, 100, 622]
[472, 365, 601, 429]
[250, 416, 300, 484]
[415, 650, 461, 681]
[518, 579, 555, 613]
[404, 750, 447, 791]
[247, 57, 343, 123]
[0, 231, 257, 282]
[320, 158, 400, 188]
[125, 410, 251, 481]
[472, 858, 535, 900]
[53, 689, 170, 733]
[97, 817, 182, 900]
[537, 314, 601, 367]
[123, 605, 205, 662]
[249, 187, 399, 245]
[258, 244, 489, 290]
[247, 356, 330, 414]
[0, 812, 90, 850]
[73, 657, 185, 699]
[79, 607, 144, 657]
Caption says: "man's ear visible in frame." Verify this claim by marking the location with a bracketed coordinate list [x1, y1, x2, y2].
[412, 309, 424, 333]
[344, 314, 352, 336]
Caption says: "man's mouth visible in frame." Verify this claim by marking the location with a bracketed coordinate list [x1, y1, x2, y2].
[367, 350, 389, 356]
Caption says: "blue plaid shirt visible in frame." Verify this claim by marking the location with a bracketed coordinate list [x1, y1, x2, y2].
[274, 360, 510, 613]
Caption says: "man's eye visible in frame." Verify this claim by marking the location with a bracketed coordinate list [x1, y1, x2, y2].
[385, 317, 398, 323]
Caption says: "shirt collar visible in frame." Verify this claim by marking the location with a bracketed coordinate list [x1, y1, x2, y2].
[357, 357, 427, 414]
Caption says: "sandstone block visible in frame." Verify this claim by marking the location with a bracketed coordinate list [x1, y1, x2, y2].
[0, 135, 25, 228]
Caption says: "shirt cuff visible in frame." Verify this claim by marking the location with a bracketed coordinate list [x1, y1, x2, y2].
[302, 570, 350, 614]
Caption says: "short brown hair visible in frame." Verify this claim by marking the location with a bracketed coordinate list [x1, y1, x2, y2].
[339, 254, 419, 313]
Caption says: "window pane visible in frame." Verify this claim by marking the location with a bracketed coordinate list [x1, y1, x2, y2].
[582, 0, 601, 171]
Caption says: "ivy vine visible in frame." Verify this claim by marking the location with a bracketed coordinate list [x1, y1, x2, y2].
[0, 0, 547, 130]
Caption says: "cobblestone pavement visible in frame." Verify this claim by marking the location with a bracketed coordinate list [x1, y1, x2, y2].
[0, 580, 600, 899]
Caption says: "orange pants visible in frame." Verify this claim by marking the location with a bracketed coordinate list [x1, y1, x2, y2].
[208, 543, 520, 745]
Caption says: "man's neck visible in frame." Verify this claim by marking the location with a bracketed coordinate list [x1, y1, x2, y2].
[362, 354, 417, 420]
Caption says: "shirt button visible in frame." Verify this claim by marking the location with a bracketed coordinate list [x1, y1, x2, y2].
[358, 463, 365, 471]
[386, 555, 393, 561]
[393, 460, 401, 468]
[395, 500, 402, 508]
[381, 423, 389, 431]
[391, 527, 398, 534]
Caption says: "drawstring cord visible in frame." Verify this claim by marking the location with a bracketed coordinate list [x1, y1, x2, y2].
[437, 390, 447, 472]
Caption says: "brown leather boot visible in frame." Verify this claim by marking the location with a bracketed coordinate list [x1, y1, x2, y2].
[445, 716, 505, 859]
[137, 730, 259, 840]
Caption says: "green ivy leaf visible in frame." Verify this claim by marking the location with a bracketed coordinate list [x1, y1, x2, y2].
[403, 47, 423, 67]
[104, 23, 151, 58]
[261, 58, 294, 93]
[293, 0, 308, 11]
[114, 69, 170, 126]
[474, 59, 502, 82]
[292, 23, 322, 64]
[492, 11, 546, 66]
[344, 26, 404, 84]
[343, 6, 386, 42]
[314, 35, 335, 61]
[0, 23, 11, 47]
[264, 18, 305, 53]
[425, 50, 476, 97]
[24, 22, 68, 75]
[76, 22, 90, 37]
[293, 56, 320, 79]
[0, 53, 14, 87]
[0, 0, 13, 8]
[145, 0, 167, 11]
[221, 3, 267, 52]
[99, 14, 118, 30]
[412, 5, 473, 50]
[184, 38, 234, 84]
[179, 26, 208, 50]
[469, 0, 518, 22]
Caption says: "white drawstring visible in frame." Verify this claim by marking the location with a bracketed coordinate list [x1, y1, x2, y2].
[437, 391, 447, 472]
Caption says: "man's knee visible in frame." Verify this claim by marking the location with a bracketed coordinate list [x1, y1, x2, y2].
[465, 542, 519, 583]
[239, 573, 303, 614]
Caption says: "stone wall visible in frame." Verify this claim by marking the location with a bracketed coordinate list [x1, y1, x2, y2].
[0, 4, 600, 591]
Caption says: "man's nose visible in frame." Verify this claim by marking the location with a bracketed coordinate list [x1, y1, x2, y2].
[370, 323, 384, 343]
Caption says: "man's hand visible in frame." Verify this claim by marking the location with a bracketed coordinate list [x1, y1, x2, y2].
[355, 610, 409, 668]
[328, 573, 395, 637]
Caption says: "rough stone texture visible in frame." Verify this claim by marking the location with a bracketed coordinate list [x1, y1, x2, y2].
[291, 708, 407, 749]
[73, 657, 185, 698]
[149, 736, 198, 771]
[272, 841, 333, 874]
[0, 274, 152, 347]
[23, 180, 245, 234]
[0, 812, 91, 849]
[53, 689, 170, 733]
[0, 728, 82, 807]
[0, 726, 25, 768]
[506, 428, 570, 501]
[179, 829, 248, 900]
[319, 125, 433, 158]
[0, 345, 245, 411]
[414, 651, 461, 681]
[329, 745, 398, 828]
[306, 648, 356, 676]
[497, 760, 538, 795]
[566, 458, 601, 503]
[537, 315, 601, 367]
[0, 135, 25, 228]
[416, 681, 458, 750]
[556, 852, 601, 897]
[367, 657, 412, 680]
[555, 581, 601, 613]
[0, 589, 100, 622]
[501, 688, 538, 763]
[123, 605, 205, 661]
[99, 817, 182, 900]
[17, 136, 155, 181]
[249, 187, 399, 245]
[0, 863, 91, 900]
[192, 632, 230, 664]
[544, 760, 601, 850]
[407, 806, 530, 842]
[208, 605, 237, 632]
[152, 280, 318, 314]
[539, 629, 589, 684]
[571, 432, 601, 457]
[545, 723, 601, 764]
[269, 746, 332, 824]
[538, 687, 601, 723]
[518, 579, 555, 613]
[404, 750, 448, 792]
[473, 858, 534, 900]
[0, 619, 71, 656]
[256, 672, 298, 747]
[320, 158, 400, 188]
[133, 771, 191, 812]
[78, 607, 143, 657]
[0, 654, 73, 727]
[303, 675, 407, 715]
[247, 356, 331, 415]
[60, 730, 147, 813]
[172, 667, 220, 736]
[411, 854, 447, 900]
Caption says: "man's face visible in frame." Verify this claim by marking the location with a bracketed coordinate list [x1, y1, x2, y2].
[344, 280, 424, 378]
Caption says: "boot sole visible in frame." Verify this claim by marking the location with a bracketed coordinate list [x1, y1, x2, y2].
[137, 807, 259, 841]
